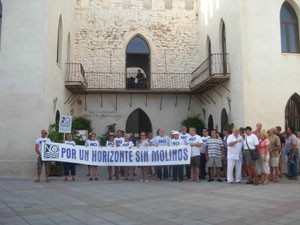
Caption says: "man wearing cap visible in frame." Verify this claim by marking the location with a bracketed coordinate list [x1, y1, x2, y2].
[35, 129, 51, 182]
[170, 131, 185, 182]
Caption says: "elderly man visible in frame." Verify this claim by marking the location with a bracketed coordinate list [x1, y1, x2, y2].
[243, 126, 259, 185]
[180, 126, 191, 179]
[286, 127, 298, 180]
[35, 129, 51, 182]
[186, 127, 203, 182]
[153, 128, 170, 181]
[206, 129, 224, 182]
[227, 128, 243, 184]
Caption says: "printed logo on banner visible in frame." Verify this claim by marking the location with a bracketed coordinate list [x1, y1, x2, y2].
[44, 144, 59, 159]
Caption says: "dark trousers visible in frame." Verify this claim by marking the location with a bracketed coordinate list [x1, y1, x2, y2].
[185, 165, 190, 179]
[200, 153, 207, 179]
[172, 165, 184, 181]
[157, 166, 168, 180]
[63, 162, 76, 176]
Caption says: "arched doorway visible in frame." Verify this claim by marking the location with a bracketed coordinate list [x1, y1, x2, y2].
[221, 108, 228, 131]
[126, 36, 150, 89]
[208, 115, 214, 131]
[126, 108, 152, 134]
[285, 93, 300, 131]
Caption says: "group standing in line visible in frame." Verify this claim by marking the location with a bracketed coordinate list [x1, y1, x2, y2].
[35, 123, 300, 185]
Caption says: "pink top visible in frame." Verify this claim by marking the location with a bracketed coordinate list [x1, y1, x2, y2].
[258, 138, 270, 155]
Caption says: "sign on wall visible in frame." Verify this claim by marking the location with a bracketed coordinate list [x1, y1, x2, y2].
[59, 115, 72, 133]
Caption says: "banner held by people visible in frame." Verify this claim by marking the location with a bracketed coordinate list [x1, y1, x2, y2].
[41, 142, 191, 166]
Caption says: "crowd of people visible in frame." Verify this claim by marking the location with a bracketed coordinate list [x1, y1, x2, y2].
[35, 123, 300, 185]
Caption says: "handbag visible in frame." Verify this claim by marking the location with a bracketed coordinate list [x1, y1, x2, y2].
[246, 137, 258, 160]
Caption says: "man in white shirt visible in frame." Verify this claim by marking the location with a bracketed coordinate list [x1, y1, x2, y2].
[243, 126, 259, 185]
[180, 126, 191, 179]
[227, 128, 243, 184]
[200, 128, 210, 180]
[186, 127, 203, 182]
[153, 128, 170, 180]
[35, 129, 51, 182]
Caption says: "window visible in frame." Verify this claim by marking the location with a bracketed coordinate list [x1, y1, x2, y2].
[280, 2, 300, 53]
[0, 1, 2, 46]
[56, 15, 63, 65]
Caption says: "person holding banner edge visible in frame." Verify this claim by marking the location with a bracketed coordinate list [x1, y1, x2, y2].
[35, 129, 51, 182]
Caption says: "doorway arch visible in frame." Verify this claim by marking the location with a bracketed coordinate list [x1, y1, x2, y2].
[285, 93, 300, 131]
[221, 108, 228, 131]
[126, 35, 150, 89]
[208, 114, 214, 131]
[126, 108, 152, 134]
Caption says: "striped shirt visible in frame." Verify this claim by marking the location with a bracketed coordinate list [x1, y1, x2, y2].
[207, 137, 223, 157]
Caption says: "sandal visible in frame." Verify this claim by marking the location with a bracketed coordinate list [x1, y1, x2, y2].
[245, 180, 253, 184]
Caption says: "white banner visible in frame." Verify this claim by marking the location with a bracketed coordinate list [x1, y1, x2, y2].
[41, 142, 191, 166]
[59, 115, 72, 133]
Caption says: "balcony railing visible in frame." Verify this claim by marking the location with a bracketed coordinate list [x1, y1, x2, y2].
[65, 63, 88, 94]
[79, 72, 191, 93]
[189, 53, 230, 91]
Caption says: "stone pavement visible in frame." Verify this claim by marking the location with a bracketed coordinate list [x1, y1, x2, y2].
[1, 166, 300, 225]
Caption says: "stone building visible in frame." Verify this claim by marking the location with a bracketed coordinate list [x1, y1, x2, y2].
[1, 0, 300, 177]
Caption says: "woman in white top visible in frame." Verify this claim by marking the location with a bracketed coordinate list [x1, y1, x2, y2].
[85, 132, 100, 181]
[121, 134, 135, 181]
[137, 131, 149, 182]
[64, 134, 76, 181]
[106, 132, 119, 180]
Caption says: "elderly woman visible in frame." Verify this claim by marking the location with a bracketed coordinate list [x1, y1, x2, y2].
[258, 129, 270, 184]
[106, 132, 119, 180]
[136, 131, 149, 182]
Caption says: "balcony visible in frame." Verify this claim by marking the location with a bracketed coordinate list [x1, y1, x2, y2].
[65, 64, 191, 94]
[189, 53, 230, 93]
[65, 63, 88, 94]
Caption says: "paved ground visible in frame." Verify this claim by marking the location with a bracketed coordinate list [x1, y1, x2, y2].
[1, 166, 300, 225]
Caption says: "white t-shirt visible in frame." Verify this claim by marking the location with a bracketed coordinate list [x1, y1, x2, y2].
[114, 137, 125, 146]
[85, 140, 100, 147]
[227, 134, 243, 160]
[138, 139, 149, 147]
[243, 134, 259, 150]
[120, 141, 134, 148]
[201, 136, 210, 154]
[179, 133, 191, 144]
[170, 138, 185, 146]
[186, 134, 203, 157]
[65, 140, 75, 146]
[35, 137, 51, 156]
[153, 135, 170, 146]
[106, 140, 115, 148]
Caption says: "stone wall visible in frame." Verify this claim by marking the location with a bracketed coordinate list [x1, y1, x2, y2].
[74, 0, 201, 74]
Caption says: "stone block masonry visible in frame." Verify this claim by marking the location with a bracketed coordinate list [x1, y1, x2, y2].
[74, 0, 201, 75]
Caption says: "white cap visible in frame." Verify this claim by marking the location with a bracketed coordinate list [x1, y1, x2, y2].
[172, 131, 180, 135]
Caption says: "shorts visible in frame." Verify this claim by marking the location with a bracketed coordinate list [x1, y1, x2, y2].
[37, 156, 51, 173]
[270, 157, 279, 167]
[258, 154, 270, 174]
[242, 149, 256, 166]
[207, 156, 222, 168]
[190, 155, 200, 167]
